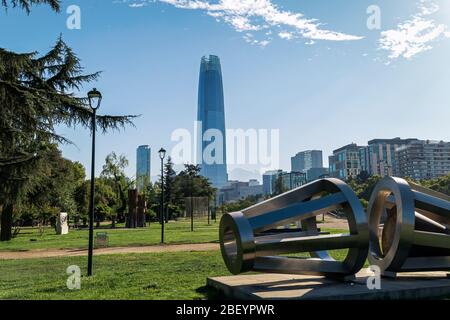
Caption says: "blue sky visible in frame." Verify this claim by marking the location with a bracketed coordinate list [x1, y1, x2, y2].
[1, 0, 450, 181]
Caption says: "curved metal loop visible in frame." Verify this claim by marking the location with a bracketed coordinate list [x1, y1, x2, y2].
[219, 178, 369, 277]
[368, 176, 450, 274]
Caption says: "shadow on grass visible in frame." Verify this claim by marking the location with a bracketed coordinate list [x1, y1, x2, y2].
[195, 285, 230, 300]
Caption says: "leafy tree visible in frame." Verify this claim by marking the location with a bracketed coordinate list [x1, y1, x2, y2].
[163, 157, 177, 220]
[1, 0, 60, 13]
[0, 37, 136, 240]
[101, 152, 130, 226]
[346, 175, 382, 209]
[172, 164, 216, 218]
[272, 174, 287, 196]
[14, 144, 85, 229]
[93, 178, 116, 227]
[0, 0, 136, 240]
[221, 195, 261, 213]
[356, 170, 370, 183]
[0, 0, 62, 239]
[420, 174, 450, 196]
[144, 181, 160, 222]
[74, 180, 89, 226]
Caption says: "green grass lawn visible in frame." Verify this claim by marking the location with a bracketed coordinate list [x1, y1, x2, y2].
[0, 218, 220, 252]
[0, 248, 355, 300]
[0, 221, 358, 300]
[0, 250, 228, 299]
[0, 215, 348, 252]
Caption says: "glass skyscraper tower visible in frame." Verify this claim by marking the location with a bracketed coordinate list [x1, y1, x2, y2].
[136, 145, 151, 192]
[197, 55, 228, 188]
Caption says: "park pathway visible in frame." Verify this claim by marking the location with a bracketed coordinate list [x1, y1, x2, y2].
[0, 242, 219, 260]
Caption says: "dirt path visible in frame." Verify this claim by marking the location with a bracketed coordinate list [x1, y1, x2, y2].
[0, 243, 220, 260]
[319, 216, 350, 230]
[0, 216, 348, 261]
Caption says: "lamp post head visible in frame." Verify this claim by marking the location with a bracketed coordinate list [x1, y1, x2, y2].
[158, 148, 167, 160]
[88, 88, 102, 111]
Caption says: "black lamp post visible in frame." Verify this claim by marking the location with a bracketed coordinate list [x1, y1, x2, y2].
[158, 148, 166, 243]
[87, 88, 102, 277]
[190, 175, 194, 232]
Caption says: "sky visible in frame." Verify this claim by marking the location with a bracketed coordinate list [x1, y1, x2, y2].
[1, 0, 450, 182]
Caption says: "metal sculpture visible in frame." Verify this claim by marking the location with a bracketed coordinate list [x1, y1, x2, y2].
[219, 178, 369, 279]
[368, 177, 450, 276]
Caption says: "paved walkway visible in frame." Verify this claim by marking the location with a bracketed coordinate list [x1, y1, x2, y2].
[0, 216, 347, 261]
[319, 216, 349, 230]
[0, 243, 220, 260]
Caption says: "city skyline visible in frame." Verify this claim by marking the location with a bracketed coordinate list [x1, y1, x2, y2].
[2, 0, 449, 178]
[3, 0, 450, 303]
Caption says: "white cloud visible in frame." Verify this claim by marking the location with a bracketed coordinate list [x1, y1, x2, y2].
[225, 15, 260, 31]
[243, 32, 271, 47]
[379, 0, 450, 60]
[278, 31, 293, 40]
[129, 2, 147, 7]
[124, 0, 363, 45]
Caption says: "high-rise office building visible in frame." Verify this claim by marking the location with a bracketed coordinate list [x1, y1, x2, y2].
[197, 55, 228, 188]
[280, 171, 307, 190]
[218, 180, 264, 203]
[328, 143, 363, 180]
[359, 146, 370, 174]
[262, 170, 283, 195]
[306, 167, 329, 181]
[262, 169, 307, 195]
[397, 140, 450, 180]
[291, 150, 323, 172]
[136, 145, 151, 192]
[367, 138, 418, 177]
[328, 138, 449, 181]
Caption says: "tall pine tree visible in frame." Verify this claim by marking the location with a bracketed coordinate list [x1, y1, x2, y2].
[0, 1, 136, 240]
[1, 0, 60, 13]
[163, 156, 177, 220]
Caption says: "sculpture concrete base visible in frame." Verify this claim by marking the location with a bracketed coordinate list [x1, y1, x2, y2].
[207, 269, 450, 300]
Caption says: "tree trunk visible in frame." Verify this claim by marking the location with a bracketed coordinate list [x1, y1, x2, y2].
[0, 202, 13, 241]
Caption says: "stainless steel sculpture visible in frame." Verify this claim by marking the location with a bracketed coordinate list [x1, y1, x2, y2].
[219, 178, 369, 278]
[368, 177, 450, 276]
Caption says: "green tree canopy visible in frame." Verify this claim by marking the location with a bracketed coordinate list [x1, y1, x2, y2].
[0, 37, 137, 240]
[101, 152, 131, 225]
[272, 174, 287, 196]
[0, 0, 137, 240]
[1, 0, 60, 13]
[15, 144, 86, 227]
[420, 174, 450, 196]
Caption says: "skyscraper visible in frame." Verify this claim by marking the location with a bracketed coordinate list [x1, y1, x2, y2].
[328, 143, 362, 180]
[197, 55, 228, 188]
[262, 170, 283, 195]
[136, 145, 151, 192]
[367, 137, 418, 177]
[396, 140, 450, 180]
[291, 150, 323, 173]
[262, 169, 307, 196]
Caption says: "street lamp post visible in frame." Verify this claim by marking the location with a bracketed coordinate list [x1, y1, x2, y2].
[207, 196, 210, 225]
[158, 148, 166, 243]
[213, 192, 217, 223]
[190, 175, 194, 232]
[87, 88, 102, 277]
